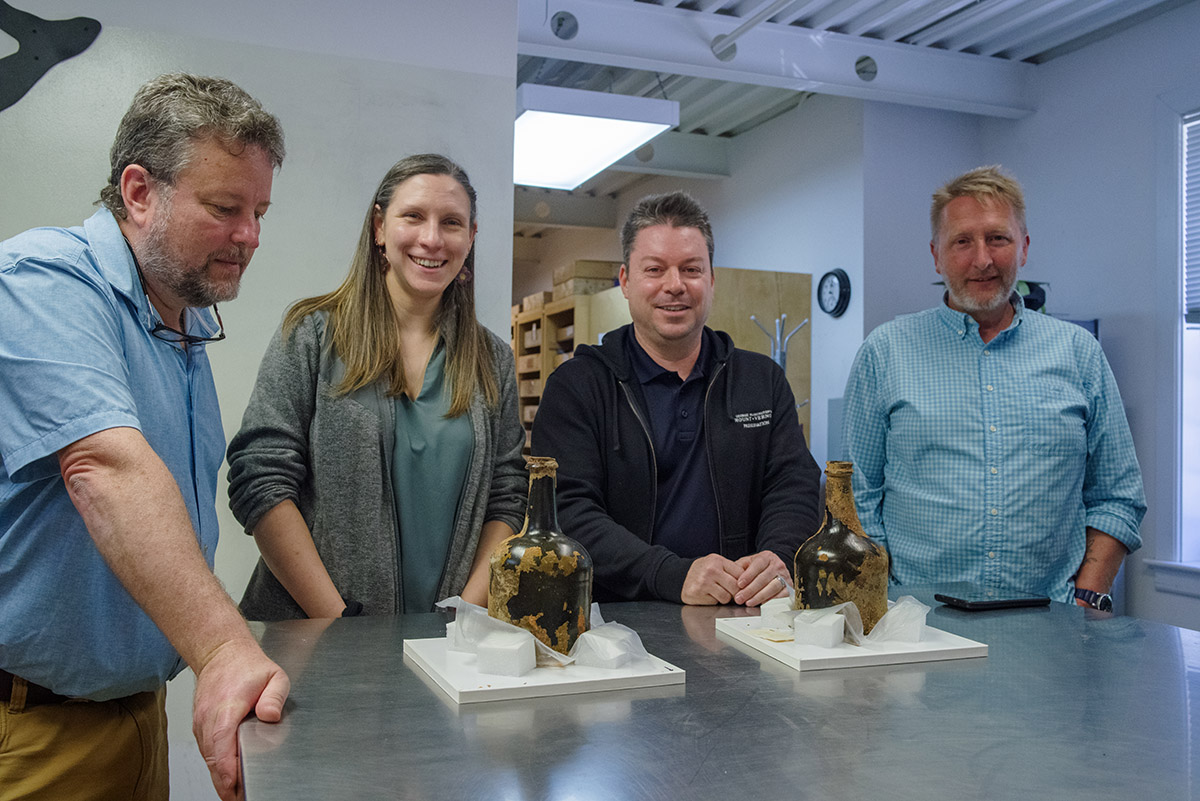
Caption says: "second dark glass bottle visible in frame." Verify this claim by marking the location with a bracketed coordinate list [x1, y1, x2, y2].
[793, 460, 890, 634]
[488, 456, 593, 653]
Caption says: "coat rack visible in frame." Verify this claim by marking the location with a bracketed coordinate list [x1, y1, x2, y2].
[751, 313, 809, 411]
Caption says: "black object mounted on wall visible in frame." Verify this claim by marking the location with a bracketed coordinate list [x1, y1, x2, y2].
[817, 268, 851, 318]
[0, 1, 100, 113]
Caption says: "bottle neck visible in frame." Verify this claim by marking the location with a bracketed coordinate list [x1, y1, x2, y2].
[525, 473, 559, 535]
[824, 472, 863, 533]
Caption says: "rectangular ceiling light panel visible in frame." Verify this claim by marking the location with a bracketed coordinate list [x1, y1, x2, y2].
[514, 83, 679, 191]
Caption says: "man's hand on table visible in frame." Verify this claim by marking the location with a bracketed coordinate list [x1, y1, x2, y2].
[193, 638, 290, 801]
[732, 550, 791, 607]
[681, 554, 741, 604]
[681, 551, 791, 606]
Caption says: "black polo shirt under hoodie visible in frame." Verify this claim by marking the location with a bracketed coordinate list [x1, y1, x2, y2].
[626, 329, 720, 559]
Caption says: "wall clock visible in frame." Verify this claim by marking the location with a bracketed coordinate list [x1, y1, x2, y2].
[818, 269, 851, 318]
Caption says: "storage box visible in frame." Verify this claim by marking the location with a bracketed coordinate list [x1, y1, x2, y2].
[522, 404, 538, 423]
[552, 259, 621, 285]
[518, 379, 541, 397]
[521, 291, 553, 312]
[522, 326, 541, 349]
[554, 351, 572, 367]
[516, 354, 540, 373]
[552, 277, 617, 300]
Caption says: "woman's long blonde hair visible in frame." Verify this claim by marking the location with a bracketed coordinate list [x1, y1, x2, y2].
[284, 154, 499, 415]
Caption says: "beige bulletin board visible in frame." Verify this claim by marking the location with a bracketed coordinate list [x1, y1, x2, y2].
[708, 267, 813, 437]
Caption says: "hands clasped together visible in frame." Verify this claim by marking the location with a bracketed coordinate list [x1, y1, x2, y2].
[681, 550, 792, 607]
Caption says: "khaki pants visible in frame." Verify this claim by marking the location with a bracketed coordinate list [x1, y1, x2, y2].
[0, 678, 169, 801]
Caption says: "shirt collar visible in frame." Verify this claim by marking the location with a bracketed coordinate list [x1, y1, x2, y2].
[936, 291, 1025, 341]
[85, 209, 221, 340]
[627, 328, 711, 385]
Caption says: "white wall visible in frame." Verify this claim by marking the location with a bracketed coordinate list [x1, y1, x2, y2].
[0, 0, 516, 792]
[978, 0, 1200, 629]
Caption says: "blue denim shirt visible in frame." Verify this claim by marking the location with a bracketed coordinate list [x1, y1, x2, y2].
[842, 297, 1146, 602]
[0, 209, 224, 700]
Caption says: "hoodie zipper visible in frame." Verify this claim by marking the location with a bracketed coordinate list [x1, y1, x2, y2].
[702, 361, 727, 552]
[619, 380, 658, 544]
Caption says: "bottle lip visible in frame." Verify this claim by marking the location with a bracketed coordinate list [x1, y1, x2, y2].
[526, 455, 559, 478]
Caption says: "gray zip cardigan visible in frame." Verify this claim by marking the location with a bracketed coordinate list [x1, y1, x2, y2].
[227, 310, 527, 620]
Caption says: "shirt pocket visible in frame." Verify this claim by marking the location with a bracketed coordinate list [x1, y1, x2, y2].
[1021, 378, 1088, 458]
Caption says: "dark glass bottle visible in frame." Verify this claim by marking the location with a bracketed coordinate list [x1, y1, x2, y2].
[488, 457, 593, 654]
[793, 461, 890, 634]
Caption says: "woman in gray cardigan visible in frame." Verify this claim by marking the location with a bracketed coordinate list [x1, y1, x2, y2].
[227, 154, 526, 620]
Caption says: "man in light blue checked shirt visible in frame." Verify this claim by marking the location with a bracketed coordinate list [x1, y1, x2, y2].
[841, 165, 1145, 610]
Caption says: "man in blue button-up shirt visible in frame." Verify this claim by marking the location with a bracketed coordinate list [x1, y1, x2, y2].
[0, 74, 289, 801]
[842, 166, 1145, 608]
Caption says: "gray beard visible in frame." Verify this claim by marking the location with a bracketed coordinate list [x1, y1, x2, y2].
[946, 276, 1017, 316]
[138, 201, 242, 310]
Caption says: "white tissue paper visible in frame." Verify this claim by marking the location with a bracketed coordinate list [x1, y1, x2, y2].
[571, 622, 650, 670]
[862, 596, 929, 645]
[476, 629, 537, 676]
[436, 598, 650, 674]
[769, 596, 928, 648]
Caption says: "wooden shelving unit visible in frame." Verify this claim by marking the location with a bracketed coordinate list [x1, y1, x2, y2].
[510, 286, 632, 451]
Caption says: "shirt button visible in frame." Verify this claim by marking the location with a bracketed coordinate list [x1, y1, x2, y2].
[681, 410, 688, 418]
[983, 350, 990, 356]
[988, 551, 996, 559]
[991, 467, 998, 474]
[990, 425, 997, 432]
[990, 508, 999, 515]
[987, 385, 994, 391]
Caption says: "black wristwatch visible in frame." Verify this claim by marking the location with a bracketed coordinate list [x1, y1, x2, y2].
[1073, 588, 1113, 612]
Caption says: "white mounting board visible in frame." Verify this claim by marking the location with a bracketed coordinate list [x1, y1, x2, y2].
[714, 616, 987, 671]
[403, 638, 685, 704]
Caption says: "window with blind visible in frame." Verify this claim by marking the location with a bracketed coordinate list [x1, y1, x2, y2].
[1186, 113, 1200, 325]
[1181, 112, 1200, 562]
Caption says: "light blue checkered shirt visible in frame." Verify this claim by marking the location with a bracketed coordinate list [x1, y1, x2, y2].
[841, 297, 1145, 602]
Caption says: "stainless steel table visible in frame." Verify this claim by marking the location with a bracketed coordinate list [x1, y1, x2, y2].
[241, 585, 1200, 800]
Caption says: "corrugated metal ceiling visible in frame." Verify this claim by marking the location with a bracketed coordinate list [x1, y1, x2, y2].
[514, 0, 1191, 238]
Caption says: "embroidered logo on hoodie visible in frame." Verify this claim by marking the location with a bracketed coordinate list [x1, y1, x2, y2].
[733, 410, 772, 429]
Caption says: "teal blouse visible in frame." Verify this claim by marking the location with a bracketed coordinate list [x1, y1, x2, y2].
[391, 341, 473, 610]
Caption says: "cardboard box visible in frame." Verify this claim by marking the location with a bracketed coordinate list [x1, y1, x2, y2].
[518, 379, 541, 397]
[521, 291, 553, 312]
[522, 404, 538, 424]
[517, 354, 540, 373]
[522, 326, 541, 349]
[553, 260, 621, 285]
[552, 277, 617, 300]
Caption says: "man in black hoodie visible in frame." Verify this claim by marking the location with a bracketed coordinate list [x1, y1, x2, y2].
[532, 191, 821, 605]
